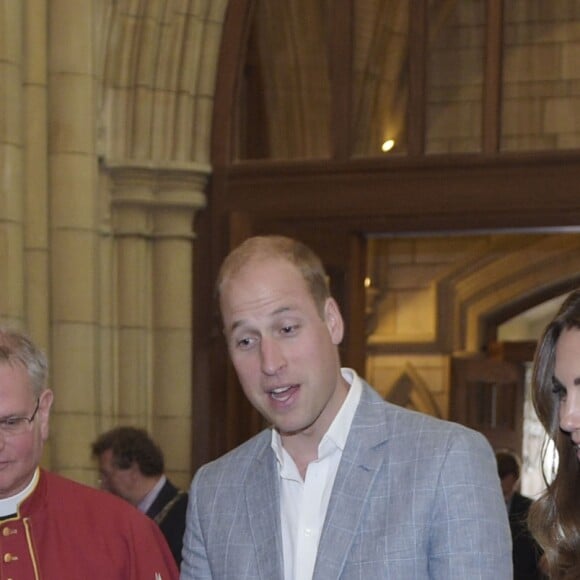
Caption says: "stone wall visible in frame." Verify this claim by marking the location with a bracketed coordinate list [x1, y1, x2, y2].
[366, 234, 580, 419]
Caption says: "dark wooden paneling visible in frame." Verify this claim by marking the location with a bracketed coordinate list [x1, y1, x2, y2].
[224, 152, 580, 229]
[451, 356, 525, 454]
[331, 0, 353, 160]
[488, 341, 537, 363]
[408, 0, 427, 156]
[483, 0, 503, 153]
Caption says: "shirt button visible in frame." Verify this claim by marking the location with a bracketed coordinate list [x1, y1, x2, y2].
[304, 528, 312, 537]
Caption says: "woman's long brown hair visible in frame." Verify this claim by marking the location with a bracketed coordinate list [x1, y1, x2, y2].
[528, 290, 580, 578]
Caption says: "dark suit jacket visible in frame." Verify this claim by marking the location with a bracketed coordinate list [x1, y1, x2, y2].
[146, 479, 188, 565]
[509, 491, 544, 580]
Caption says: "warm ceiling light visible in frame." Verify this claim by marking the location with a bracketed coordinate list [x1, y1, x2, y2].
[381, 139, 395, 152]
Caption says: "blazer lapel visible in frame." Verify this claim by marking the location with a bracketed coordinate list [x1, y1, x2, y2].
[145, 479, 176, 520]
[245, 441, 284, 580]
[313, 383, 390, 579]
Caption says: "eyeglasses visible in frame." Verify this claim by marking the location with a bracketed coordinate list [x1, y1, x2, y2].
[0, 398, 41, 436]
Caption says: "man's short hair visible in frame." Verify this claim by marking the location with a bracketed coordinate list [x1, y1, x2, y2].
[216, 235, 331, 317]
[91, 426, 164, 476]
[0, 326, 48, 396]
[495, 449, 521, 480]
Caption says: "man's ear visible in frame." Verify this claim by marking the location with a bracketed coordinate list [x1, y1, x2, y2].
[39, 389, 54, 414]
[324, 298, 344, 345]
[39, 389, 54, 441]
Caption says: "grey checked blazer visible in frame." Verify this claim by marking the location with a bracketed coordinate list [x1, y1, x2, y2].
[180, 381, 512, 579]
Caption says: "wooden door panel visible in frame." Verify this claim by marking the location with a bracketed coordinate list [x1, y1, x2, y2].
[450, 357, 525, 454]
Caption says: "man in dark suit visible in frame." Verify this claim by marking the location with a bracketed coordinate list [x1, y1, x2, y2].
[92, 426, 188, 565]
[496, 450, 545, 580]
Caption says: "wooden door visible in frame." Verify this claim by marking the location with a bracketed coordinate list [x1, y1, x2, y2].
[450, 356, 526, 454]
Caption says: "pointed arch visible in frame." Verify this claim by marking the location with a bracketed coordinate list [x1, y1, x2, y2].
[99, 0, 228, 164]
[436, 234, 580, 352]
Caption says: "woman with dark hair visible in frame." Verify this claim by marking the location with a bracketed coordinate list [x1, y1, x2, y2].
[529, 289, 580, 579]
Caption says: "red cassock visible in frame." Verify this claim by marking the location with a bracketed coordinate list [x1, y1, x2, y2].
[0, 469, 179, 579]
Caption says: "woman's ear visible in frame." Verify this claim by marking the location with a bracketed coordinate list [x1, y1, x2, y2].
[324, 297, 344, 345]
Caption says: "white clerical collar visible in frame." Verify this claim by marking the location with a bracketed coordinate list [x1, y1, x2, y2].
[0, 467, 40, 517]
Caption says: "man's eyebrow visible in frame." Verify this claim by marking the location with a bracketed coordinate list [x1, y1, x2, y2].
[271, 306, 293, 316]
[228, 306, 296, 333]
[228, 319, 242, 332]
[0, 412, 20, 420]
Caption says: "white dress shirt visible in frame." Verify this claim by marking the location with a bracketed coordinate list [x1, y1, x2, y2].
[137, 474, 166, 514]
[271, 368, 362, 580]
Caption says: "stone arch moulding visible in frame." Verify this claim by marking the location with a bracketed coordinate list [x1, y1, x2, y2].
[385, 363, 443, 418]
[436, 233, 580, 354]
[98, 0, 228, 166]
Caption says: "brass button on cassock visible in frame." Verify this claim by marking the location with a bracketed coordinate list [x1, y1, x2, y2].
[2, 527, 16, 537]
[3, 553, 18, 563]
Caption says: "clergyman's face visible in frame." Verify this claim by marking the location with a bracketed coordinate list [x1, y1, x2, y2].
[0, 363, 52, 498]
[220, 256, 347, 443]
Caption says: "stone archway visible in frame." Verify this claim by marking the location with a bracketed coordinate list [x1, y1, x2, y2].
[435, 233, 580, 352]
[365, 232, 580, 421]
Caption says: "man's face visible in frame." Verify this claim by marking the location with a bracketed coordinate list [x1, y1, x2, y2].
[220, 256, 347, 443]
[0, 363, 52, 498]
[500, 473, 517, 502]
[97, 448, 135, 502]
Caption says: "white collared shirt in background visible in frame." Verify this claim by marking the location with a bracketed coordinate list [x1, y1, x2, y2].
[271, 368, 362, 580]
[137, 474, 166, 514]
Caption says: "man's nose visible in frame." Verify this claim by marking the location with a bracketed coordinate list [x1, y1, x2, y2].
[260, 338, 286, 375]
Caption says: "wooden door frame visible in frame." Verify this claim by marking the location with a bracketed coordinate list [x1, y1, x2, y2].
[450, 355, 526, 454]
[193, 155, 580, 471]
[191, 0, 580, 472]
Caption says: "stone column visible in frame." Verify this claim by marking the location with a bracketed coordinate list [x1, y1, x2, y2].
[108, 163, 207, 488]
[109, 170, 155, 424]
[47, 0, 100, 482]
[0, 0, 25, 328]
[24, 0, 50, 347]
[151, 171, 206, 489]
